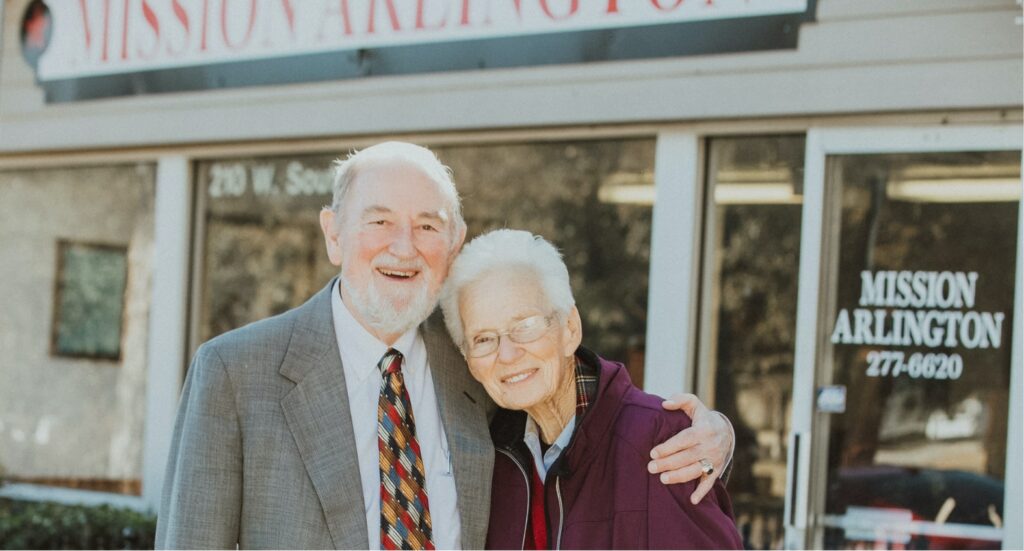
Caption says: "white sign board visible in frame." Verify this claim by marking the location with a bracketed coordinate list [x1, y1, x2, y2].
[37, 0, 808, 80]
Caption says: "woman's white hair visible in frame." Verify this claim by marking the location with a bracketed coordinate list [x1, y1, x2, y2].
[330, 141, 465, 244]
[440, 229, 576, 349]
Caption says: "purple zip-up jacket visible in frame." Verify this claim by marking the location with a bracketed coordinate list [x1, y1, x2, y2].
[486, 348, 743, 550]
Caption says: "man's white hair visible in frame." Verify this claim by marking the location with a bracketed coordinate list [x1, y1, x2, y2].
[440, 229, 576, 349]
[330, 141, 466, 245]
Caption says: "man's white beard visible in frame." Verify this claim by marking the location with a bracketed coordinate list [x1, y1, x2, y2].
[340, 267, 438, 338]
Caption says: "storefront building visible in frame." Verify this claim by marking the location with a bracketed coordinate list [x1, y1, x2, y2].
[0, 1, 1020, 549]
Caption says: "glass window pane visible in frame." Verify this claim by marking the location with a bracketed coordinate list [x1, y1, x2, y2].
[821, 150, 1020, 549]
[446, 140, 655, 374]
[0, 164, 156, 495]
[700, 135, 806, 550]
[196, 138, 655, 381]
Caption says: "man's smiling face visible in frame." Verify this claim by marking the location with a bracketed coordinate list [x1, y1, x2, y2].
[323, 160, 460, 341]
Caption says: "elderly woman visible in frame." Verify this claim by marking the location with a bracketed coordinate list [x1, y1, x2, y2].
[440, 229, 742, 550]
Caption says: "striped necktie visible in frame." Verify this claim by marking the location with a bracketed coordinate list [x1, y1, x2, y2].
[377, 349, 435, 550]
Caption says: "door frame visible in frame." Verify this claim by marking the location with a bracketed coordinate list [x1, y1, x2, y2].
[784, 124, 1024, 549]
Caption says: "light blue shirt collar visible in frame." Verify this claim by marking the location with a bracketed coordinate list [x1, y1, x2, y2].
[523, 415, 575, 481]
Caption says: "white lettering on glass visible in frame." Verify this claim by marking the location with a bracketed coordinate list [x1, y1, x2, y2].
[836, 270, 1006, 381]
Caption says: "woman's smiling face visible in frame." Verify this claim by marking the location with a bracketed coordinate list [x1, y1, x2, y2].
[459, 267, 581, 412]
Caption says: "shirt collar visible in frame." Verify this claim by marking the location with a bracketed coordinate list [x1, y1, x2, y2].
[331, 279, 419, 383]
[523, 415, 575, 481]
[520, 354, 599, 479]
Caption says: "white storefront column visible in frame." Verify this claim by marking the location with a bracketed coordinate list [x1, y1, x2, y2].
[644, 132, 703, 396]
[141, 156, 192, 513]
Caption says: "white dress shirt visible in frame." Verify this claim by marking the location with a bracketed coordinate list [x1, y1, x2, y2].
[331, 281, 461, 549]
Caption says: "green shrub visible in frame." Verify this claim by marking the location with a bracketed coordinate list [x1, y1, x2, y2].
[0, 498, 156, 549]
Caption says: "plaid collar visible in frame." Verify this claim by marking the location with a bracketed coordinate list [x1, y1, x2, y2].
[573, 353, 599, 422]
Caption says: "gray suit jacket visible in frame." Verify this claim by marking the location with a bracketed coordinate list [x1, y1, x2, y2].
[155, 280, 496, 549]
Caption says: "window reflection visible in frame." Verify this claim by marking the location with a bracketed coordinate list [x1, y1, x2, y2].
[700, 136, 806, 550]
[196, 138, 655, 381]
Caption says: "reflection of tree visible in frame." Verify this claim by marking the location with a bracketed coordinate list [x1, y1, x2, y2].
[835, 174, 890, 468]
[714, 205, 802, 501]
[440, 140, 654, 366]
[201, 220, 334, 344]
[199, 155, 345, 344]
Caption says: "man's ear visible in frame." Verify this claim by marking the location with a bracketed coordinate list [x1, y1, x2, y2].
[448, 220, 468, 263]
[319, 208, 343, 266]
[563, 306, 583, 356]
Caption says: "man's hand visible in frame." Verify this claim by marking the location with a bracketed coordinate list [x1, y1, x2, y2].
[647, 393, 735, 504]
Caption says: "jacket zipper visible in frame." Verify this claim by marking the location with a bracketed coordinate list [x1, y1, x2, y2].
[554, 476, 564, 550]
[497, 448, 530, 550]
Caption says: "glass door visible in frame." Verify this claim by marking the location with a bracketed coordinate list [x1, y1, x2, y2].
[790, 127, 1022, 549]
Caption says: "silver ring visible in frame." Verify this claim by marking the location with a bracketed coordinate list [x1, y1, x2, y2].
[699, 458, 714, 476]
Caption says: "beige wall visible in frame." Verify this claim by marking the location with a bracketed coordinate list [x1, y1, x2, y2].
[0, 0, 1020, 153]
[0, 164, 154, 490]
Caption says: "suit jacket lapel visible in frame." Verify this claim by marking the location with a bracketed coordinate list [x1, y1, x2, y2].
[279, 281, 369, 549]
[421, 311, 495, 549]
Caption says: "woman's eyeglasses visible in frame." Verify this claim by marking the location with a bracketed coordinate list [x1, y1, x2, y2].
[464, 314, 556, 358]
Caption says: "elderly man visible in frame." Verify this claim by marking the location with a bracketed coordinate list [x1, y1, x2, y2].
[155, 141, 733, 549]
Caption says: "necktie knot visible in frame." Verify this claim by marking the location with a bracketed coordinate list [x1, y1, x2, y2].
[379, 348, 403, 377]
